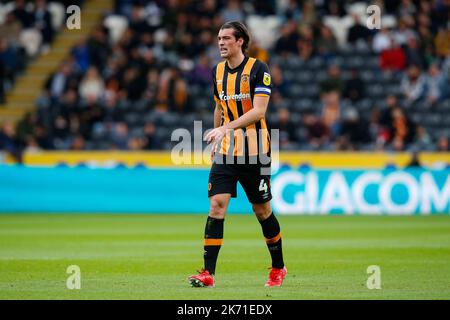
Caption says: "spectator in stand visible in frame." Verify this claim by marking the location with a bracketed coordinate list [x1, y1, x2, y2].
[157, 67, 188, 112]
[45, 61, 77, 101]
[398, 0, 417, 17]
[373, 27, 392, 53]
[316, 24, 338, 58]
[271, 108, 298, 149]
[221, 0, 245, 23]
[0, 61, 4, 104]
[415, 126, 432, 150]
[404, 35, 425, 68]
[416, 12, 433, 51]
[52, 115, 71, 149]
[143, 68, 160, 103]
[320, 64, 344, 94]
[297, 24, 315, 61]
[436, 136, 449, 152]
[337, 108, 371, 151]
[87, 26, 110, 72]
[269, 91, 287, 111]
[251, 0, 276, 15]
[301, 0, 317, 26]
[434, 26, 450, 59]
[389, 107, 416, 149]
[172, 76, 188, 113]
[32, 0, 54, 51]
[426, 63, 449, 105]
[78, 96, 104, 140]
[0, 12, 22, 45]
[442, 56, 450, 78]
[0, 122, 22, 162]
[195, 0, 218, 23]
[270, 63, 289, 97]
[430, 0, 450, 31]
[393, 16, 417, 46]
[119, 67, 146, 102]
[0, 11, 27, 99]
[303, 112, 329, 150]
[0, 39, 18, 89]
[379, 94, 400, 130]
[58, 88, 80, 121]
[248, 40, 269, 63]
[190, 52, 212, 86]
[380, 37, 406, 71]
[274, 19, 299, 56]
[280, 0, 301, 22]
[33, 124, 53, 149]
[401, 64, 427, 106]
[79, 66, 105, 101]
[129, 3, 151, 34]
[142, 121, 162, 150]
[343, 69, 365, 102]
[368, 107, 388, 150]
[110, 122, 129, 150]
[70, 134, 85, 150]
[12, 0, 33, 29]
[23, 136, 42, 153]
[320, 90, 342, 141]
[71, 38, 90, 73]
[296, 37, 314, 62]
[347, 13, 373, 46]
[127, 136, 146, 150]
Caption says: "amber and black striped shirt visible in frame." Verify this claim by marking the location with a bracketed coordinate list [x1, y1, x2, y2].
[212, 56, 272, 157]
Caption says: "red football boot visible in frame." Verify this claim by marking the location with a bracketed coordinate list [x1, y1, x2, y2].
[188, 269, 215, 287]
[265, 267, 287, 287]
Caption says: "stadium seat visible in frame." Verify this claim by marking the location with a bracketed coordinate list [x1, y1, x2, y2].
[19, 29, 43, 57]
[124, 112, 142, 127]
[366, 84, 384, 98]
[294, 71, 314, 84]
[287, 84, 302, 99]
[355, 98, 373, 112]
[246, 15, 280, 50]
[313, 70, 328, 82]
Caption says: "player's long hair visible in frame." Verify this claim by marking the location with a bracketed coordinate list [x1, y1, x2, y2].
[220, 21, 251, 55]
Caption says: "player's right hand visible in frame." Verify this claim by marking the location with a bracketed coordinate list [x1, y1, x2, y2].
[205, 126, 226, 144]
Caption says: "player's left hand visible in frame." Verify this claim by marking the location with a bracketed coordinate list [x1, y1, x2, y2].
[205, 126, 227, 144]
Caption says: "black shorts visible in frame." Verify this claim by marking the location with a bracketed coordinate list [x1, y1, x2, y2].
[208, 158, 272, 204]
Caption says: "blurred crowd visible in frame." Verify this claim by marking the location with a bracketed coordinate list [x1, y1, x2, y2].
[0, 0, 83, 104]
[1, 0, 450, 160]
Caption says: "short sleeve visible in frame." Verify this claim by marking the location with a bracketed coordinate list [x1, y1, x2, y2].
[254, 62, 272, 97]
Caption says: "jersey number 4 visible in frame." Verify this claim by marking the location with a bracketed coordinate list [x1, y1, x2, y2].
[259, 179, 268, 193]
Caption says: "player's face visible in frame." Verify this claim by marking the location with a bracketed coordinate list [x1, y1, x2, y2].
[217, 28, 242, 59]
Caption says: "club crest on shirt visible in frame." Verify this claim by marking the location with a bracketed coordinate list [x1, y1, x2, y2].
[263, 72, 271, 86]
[241, 74, 249, 83]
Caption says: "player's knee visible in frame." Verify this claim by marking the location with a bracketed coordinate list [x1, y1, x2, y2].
[252, 203, 272, 220]
[209, 198, 226, 218]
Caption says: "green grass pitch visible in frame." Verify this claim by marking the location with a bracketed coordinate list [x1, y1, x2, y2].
[0, 214, 449, 300]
